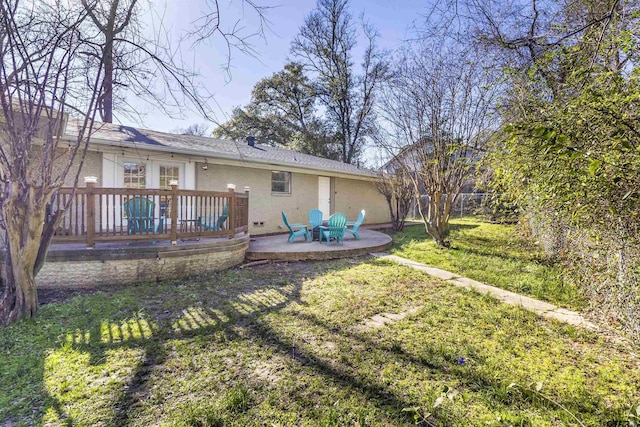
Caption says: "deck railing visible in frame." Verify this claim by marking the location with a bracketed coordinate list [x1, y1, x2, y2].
[51, 183, 249, 247]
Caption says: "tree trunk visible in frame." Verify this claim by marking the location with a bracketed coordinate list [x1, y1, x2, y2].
[101, 40, 114, 123]
[0, 253, 39, 325]
[419, 191, 451, 248]
[0, 198, 46, 325]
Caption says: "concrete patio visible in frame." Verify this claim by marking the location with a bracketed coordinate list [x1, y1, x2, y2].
[246, 227, 393, 261]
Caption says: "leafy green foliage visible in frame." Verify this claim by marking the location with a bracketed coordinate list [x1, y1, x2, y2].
[484, 0, 640, 337]
[214, 62, 341, 159]
[495, 71, 640, 233]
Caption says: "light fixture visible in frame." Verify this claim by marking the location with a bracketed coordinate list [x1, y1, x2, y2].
[202, 159, 208, 170]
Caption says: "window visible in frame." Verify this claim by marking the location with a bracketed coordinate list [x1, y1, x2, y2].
[271, 171, 291, 194]
[123, 162, 146, 188]
[159, 165, 180, 189]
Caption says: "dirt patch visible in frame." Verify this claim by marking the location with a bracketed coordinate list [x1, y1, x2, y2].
[38, 287, 97, 305]
[36, 257, 372, 307]
[237, 260, 326, 275]
[38, 284, 128, 306]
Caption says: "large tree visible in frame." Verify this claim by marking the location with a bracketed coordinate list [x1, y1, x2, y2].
[214, 62, 340, 159]
[470, 0, 640, 334]
[291, 0, 389, 165]
[0, 0, 102, 323]
[80, 0, 138, 123]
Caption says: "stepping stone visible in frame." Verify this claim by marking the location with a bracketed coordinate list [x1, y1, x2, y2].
[357, 305, 423, 331]
[371, 253, 457, 280]
[381, 312, 406, 321]
[370, 314, 394, 325]
[546, 308, 598, 329]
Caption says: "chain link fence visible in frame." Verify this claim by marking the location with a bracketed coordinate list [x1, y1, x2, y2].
[411, 192, 497, 218]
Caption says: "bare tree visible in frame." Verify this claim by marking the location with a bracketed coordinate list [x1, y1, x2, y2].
[291, 0, 389, 165]
[374, 170, 414, 231]
[0, 0, 102, 323]
[190, 0, 272, 79]
[80, 0, 270, 124]
[176, 123, 210, 136]
[80, 0, 138, 123]
[378, 42, 499, 247]
[0, 0, 269, 325]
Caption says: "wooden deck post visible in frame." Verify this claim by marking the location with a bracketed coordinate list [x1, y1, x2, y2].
[170, 182, 178, 245]
[84, 177, 97, 248]
[227, 184, 236, 239]
[244, 186, 250, 235]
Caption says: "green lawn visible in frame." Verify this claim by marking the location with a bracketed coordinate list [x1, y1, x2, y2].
[391, 217, 585, 310]
[1, 258, 638, 426]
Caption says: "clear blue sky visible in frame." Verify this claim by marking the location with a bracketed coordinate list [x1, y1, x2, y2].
[128, 0, 430, 133]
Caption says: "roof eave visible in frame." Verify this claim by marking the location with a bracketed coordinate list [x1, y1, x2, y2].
[65, 134, 377, 180]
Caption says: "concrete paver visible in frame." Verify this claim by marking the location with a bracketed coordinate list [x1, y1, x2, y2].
[371, 252, 598, 330]
[357, 305, 422, 331]
[370, 253, 458, 280]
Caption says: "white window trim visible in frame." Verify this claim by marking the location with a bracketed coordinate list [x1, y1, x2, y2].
[104, 154, 195, 190]
[271, 170, 292, 195]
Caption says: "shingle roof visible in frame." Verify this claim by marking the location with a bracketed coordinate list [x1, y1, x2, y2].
[64, 120, 374, 178]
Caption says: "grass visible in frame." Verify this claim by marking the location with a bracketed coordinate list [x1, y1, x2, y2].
[391, 217, 585, 310]
[1, 257, 639, 426]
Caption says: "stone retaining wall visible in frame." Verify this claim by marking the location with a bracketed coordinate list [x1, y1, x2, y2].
[35, 235, 250, 288]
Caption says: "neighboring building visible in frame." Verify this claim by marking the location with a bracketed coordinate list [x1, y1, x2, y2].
[382, 137, 485, 217]
[63, 121, 389, 234]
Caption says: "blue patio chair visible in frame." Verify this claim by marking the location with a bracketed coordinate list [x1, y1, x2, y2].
[345, 209, 365, 240]
[318, 212, 347, 246]
[308, 209, 324, 230]
[198, 205, 228, 231]
[124, 196, 155, 235]
[282, 212, 310, 243]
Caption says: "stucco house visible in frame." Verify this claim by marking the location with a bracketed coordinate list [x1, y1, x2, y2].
[63, 121, 390, 234]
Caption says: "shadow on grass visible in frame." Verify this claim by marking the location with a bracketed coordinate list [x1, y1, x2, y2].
[0, 260, 349, 425]
[279, 308, 622, 424]
[450, 235, 554, 266]
[0, 257, 630, 425]
[447, 221, 481, 233]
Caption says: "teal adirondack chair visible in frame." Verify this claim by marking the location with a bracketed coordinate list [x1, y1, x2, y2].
[318, 212, 347, 246]
[124, 196, 155, 235]
[282, 212, 310, 243]
[198, 205, 228, 231]
[345, 209, 365, 240]
[308, 209, 324, 230]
